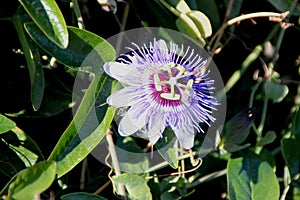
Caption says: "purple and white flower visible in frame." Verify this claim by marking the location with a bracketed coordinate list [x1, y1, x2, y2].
[103, 39, 218, 149]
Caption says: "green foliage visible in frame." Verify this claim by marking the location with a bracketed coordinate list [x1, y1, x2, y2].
[227, 152, 280, 200]
[112, 173, 152, 200]
[19, 0, 68, 48]
[0, 0, 299, 199]
[0, 114, 16, 134]
[6, 161, 56, 200]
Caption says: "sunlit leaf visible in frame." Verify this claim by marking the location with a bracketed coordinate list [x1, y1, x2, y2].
[48, 75, 117, 177]
[155, 127, 179, 169]
[7, 161, 56, 200]
[227, 153, 280, 200]
[176, 13, 205, 46]
[264, 81, 289, 103]
[25, 23, 115, 72]
[12, 10, 45, 111]
[187, 10, 212, 37]
[0, 114, 16, 134]
[19, 0, 68, 48]
[115, 137, 150, 173]
[112, 173, 152, 200]
[166, 0, 191, 13]
[9, 127, 44, 166]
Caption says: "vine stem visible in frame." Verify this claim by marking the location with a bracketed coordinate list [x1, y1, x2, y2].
[106, 130, 127, 200]
[71, 0, 85, 29]
[226, 11, 289, 26]
[187, 168, 227, 189]
[210, 10, 289, 56]
[71, 0, 88, 190]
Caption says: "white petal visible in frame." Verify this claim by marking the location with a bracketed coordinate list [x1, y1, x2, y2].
[172, 126, 195, 149]
[107, 86, 139, 107]
[118, 108, 148, 136]
[103, 62, 140, 85]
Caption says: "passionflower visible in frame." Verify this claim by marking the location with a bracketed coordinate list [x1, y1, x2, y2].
[103, 39, 218, 149]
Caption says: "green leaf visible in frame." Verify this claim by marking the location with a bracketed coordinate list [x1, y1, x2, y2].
[155, 127, 179, 169]
[0, 114, 16, 134]
[267, 0, 300, 16]
[116, 137, 150, 173]
[166, 0, 191, 13]
[48, 75, 116, 177]
[12, 10, 45, 111]
[61, 192, 108, 200]
[227, 153, 280, 200]
[56, 106, 115, 177]
[7, 160, 56, 200]
[19, 0, 68, 48]
[0, 141, 26, 179]
[256, 131, 277, 146]
[281, 137, 300, 177]
[292, 107, 300, 138]
[25, 23, 115, 72]
[9, 127, 44, 166]
[47, 75, 104, 162]
[112, 173, 152, 200]
[195, 0, 220, 31]
[219, 108, 259, 152]
[264, 81, 289, 103]
[175, 13, 205, 46]
[187, 10, 212, 37]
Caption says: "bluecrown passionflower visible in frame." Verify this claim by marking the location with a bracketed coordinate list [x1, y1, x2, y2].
[103, 39, 218, 149]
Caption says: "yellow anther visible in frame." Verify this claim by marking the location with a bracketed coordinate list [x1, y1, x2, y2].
[154, 74, 162, 91]
[186, 79, 193, 89]
[160, 93, 180, 100]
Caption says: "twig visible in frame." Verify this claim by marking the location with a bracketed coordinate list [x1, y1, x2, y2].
[209, 0, 234, 55]
[115, 0, 130, 55]
[93, 180, 112, 195]
[210, 10, 289, 56]
[226, 11, 289, 26]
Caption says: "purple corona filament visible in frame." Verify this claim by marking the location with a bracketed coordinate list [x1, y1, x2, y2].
[103, 39, 218, 149]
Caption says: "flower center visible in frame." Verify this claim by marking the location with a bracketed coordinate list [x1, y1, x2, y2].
[153, 63, 195, 104]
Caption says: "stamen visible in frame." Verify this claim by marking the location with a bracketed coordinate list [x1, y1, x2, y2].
[154, 74, 162, 91]
[160, 93, 180, 100]
[175, 65, 186, 77]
